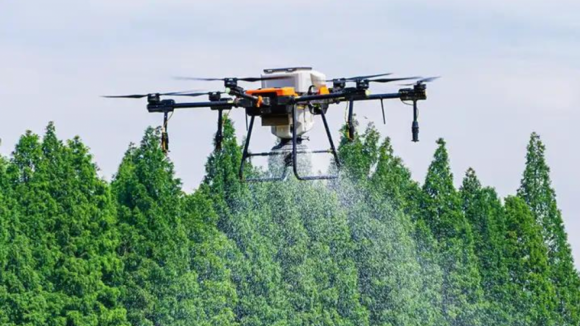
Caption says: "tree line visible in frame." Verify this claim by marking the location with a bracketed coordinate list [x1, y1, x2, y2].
[0, 120, 578, 325]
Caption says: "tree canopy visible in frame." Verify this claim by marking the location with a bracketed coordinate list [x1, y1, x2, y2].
[0, 122, 578, 325]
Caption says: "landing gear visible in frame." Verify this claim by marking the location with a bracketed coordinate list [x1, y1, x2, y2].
[239, 105, 341, 182]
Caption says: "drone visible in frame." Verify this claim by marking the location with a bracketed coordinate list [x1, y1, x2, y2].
[104, 67, 438, 182]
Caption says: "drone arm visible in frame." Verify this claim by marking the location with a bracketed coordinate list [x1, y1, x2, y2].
[360, 92, 401, 101]
[147, 99, 236, 112]
[173, 99, 236, 110]
[294, 90, 402, 105]
[293, 90, 367, 103]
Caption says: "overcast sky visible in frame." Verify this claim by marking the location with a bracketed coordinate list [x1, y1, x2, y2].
[1, 0, 579, 267]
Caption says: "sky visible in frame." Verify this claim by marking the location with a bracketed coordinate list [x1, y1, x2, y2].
[1, 0, 579, 266]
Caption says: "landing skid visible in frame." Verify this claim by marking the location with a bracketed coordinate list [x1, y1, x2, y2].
[239, 106, 340, 182]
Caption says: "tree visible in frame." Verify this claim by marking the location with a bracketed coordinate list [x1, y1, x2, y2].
[460, 168, 512, 324]
[113, 127, 206, 325]
[338, 124, 444, 325]
[420, 139, 486, 326]
[0, 132, 52, 325]
[203, 118, 292, 325]
[517, 133, 580, 325]
[371, 136, 423, 217]
[337, 122, 380, 182]
[2, 124, 128, 325]
[183, 186, 239, 325]
[263, 179, 369, 325]
[502, 196, 556, 325]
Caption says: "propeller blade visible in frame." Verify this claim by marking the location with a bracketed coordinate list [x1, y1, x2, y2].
[345, 72, 393, 81]
[401, 76, 441, 86]
[174, 77, 224, 81]
[174, 75, 288, 82]
[102, 94, 148, 99]
[159, 90, 205, 96]
[326, 72, 392, 82]
[169, 91, 225, 97]
[369, 76, 421, 83]
[102, 89, 205, 99]
[418, 76, 440, 83]
[238, 75, 289, 82]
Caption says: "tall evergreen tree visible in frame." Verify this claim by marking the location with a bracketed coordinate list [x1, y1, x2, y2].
[203, 118, 292, 325]
[262, 180, 369, 325]
[460, 168, 512, 324]
[183, 186, 239, 325]
[0, 155, 15, 325]
[113, 127, 234, 325]
[0, 132, 52, 325]
[3, 124, 128, 325]
[517, 132, 580, 325]
[338, 124, 444, 325]
[502, 196, 556, 325]
[420, 139, 486, 326]
[371, 136, 423, 217]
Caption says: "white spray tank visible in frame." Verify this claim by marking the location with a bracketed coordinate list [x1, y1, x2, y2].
[261, 67, 326, 140]
[261, 67, 327, 178]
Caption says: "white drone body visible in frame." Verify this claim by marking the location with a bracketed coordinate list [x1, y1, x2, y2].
[261, 67, 326, 140]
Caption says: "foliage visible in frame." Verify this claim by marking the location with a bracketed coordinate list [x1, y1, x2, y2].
[0, 122, 578, 326]
[517, 133, 580, 325]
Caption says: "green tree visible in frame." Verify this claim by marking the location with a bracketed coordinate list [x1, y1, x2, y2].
[3, 124, 128, 325]
[202, 118, 292, 325]
[0, 132, 52, 325]
[502, 196, 556, 325]
[517, 133, 580, 325]
[338, 124, 444, 325]
[420, 139, 486, 326]
[460, 168, 512, 324]
[262, 180, 369, 325]
[113, 127, 215, 325]
[183, 186, 239, 325]
[337, 121, 379, 182]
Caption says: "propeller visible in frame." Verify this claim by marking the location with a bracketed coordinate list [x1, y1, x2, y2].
[401, 76, 440, 86]
[326, 72, 392, 82]
[102, 90, 205, 99]
[368, 76, 421, 83]
[168, 91, 225, 97]
[174, 75, 289, 82]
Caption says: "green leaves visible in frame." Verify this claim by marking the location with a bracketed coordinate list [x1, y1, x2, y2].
[518, 133, 580, 324]
[420, 139, 485, 326]
[1, 122, 578, 326]
[1, 123, 129, 326]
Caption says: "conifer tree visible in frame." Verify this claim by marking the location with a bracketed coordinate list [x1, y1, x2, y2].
[0, 132, 52, 325]
[261, 180, 369, 325]
[203, 118, 292, 325]
[338, 124, 444, 325]
[4, 124, 128, 325]
[113, 127, 205, 325]
[517, 133, 580, 325]
[0, 155, 13, 324]
[502, 196, 557, 325]
[420, 138, 485, 326]
[371, 136, 445, 325]
[203, 118, 247, 230]
[460, 169, 512, 324]
[182, 186, 239, 325]
[337, 122, 379, 182]
[371, 136, 423, 216]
